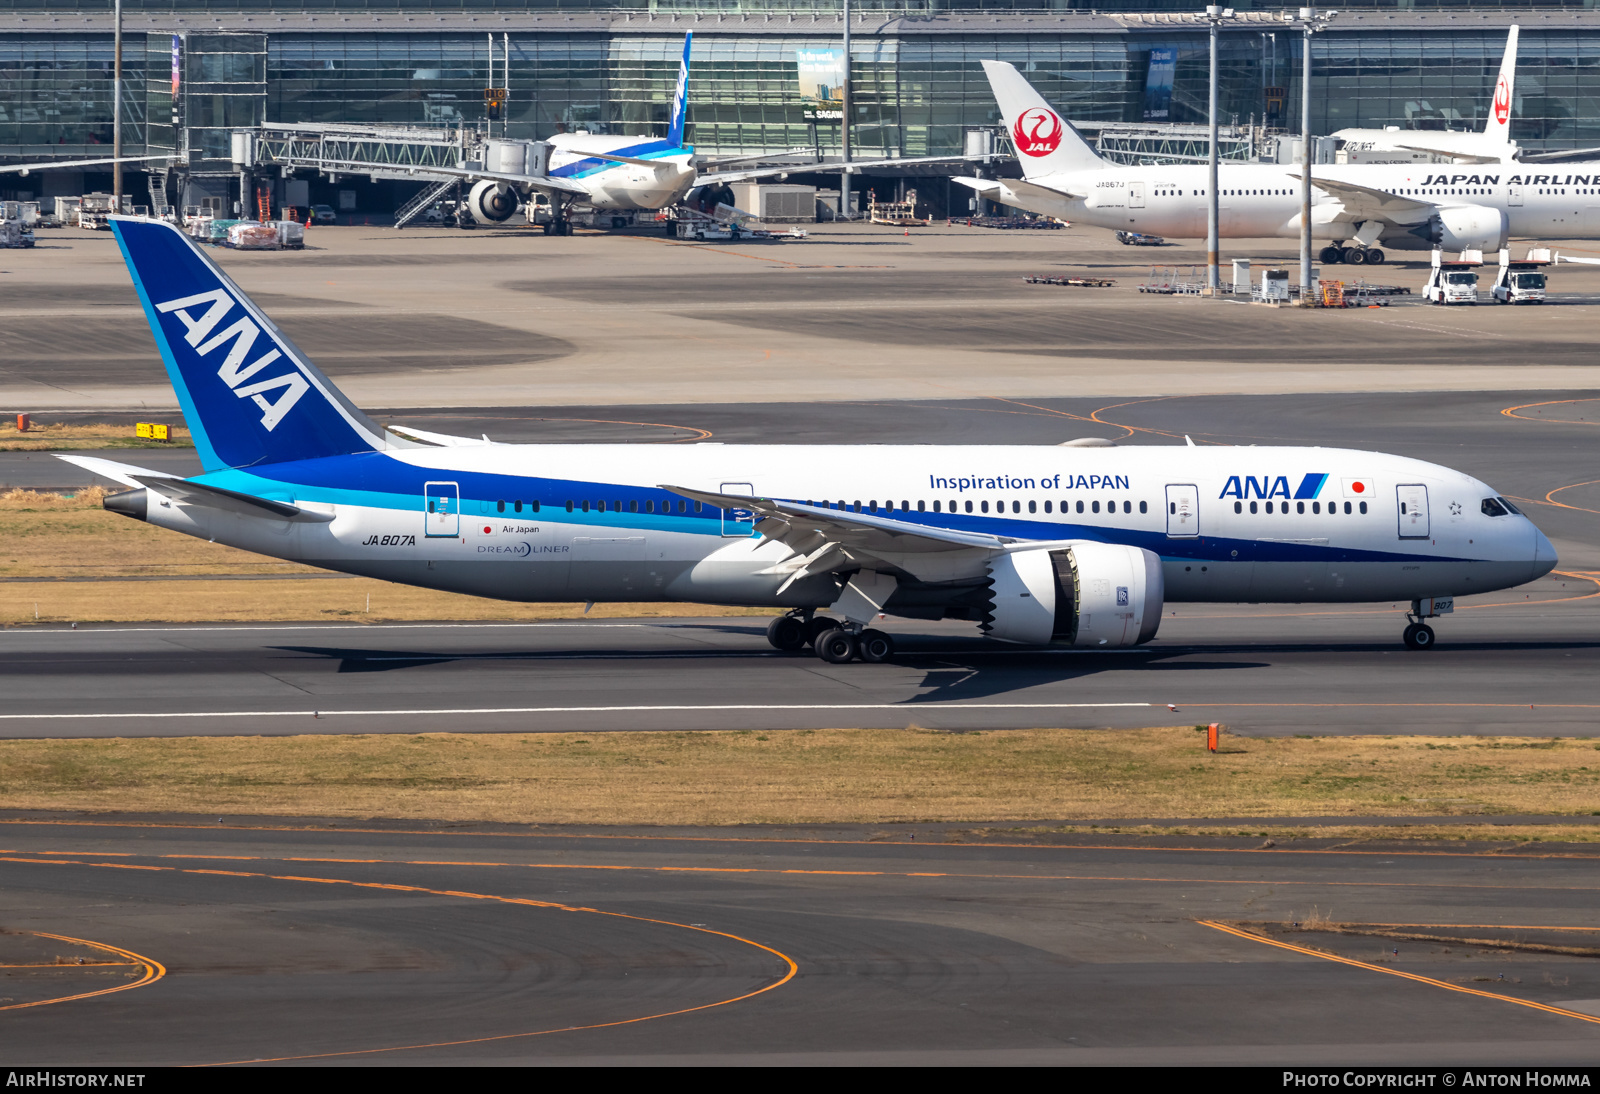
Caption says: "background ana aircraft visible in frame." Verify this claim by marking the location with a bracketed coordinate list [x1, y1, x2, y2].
[68, 216, 1556, 658]
[959, 59, 1600, 265]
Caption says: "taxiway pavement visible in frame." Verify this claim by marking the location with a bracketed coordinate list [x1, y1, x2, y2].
[2, 815, 1598, 1065]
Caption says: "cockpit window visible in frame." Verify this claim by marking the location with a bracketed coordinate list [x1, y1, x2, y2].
[1498, 496, 1521, 515]
[1481, 497, 1508, 517]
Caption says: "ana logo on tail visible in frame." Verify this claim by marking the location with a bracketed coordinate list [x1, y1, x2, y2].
[155, 288, 308, 431]
[1012, 108, 1064, 157]
[1493, 76, 1511, 126]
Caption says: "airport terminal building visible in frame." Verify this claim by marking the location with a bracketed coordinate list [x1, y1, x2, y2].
[3, 1, 1598, 213]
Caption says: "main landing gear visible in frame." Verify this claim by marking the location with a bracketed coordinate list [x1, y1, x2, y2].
[1320, 242, 1386, 266]
[766, 611, 896, 663]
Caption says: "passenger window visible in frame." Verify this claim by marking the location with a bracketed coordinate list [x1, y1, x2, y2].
[614, 500, 622, 513]
[1076, 500, 1084, 514]
[1123, 501, 1131, 514]
[1091, 500, 1100, 514]
[1313, 501, 1320, 514]
[1028, 500, 1036, 514]
[645, 500, 654, 514]
[1265, 502, 1273, 514]
[514, 500, 523, 513]
[965, 501, 973, 513]
[902, 500, 909, 511]
[497, 500, 505, 513]
[1044, 501, 1052, 513]
[566, 500, 574, 512]
[428, 500, 436, 513]
[981, 501, 990, 513]
[932, 500, 941, 513]
[918, 500, 926, 512]
[630, 500, 639, 513]
[582, 501, 590, 513]
[694, 501, 703, 513]
[596, 500, 606, 513]
[1012, 501, 1021, 514]
[1139, 500, 1147, 514]
[1344, 501, 1352, 514]
[853, 501, 861, 512]
[869, 501, 878, 513]
[1360, 501, 1368, 514]
[1250, 501, 1258, 514]
[1234, 501, 1242, 514]
[530, 501, 540, 513]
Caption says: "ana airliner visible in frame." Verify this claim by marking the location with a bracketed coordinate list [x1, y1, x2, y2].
[69, 216, 1556, 658]
[959, 59, 1600, 265]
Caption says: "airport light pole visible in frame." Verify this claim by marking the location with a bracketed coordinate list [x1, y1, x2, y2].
[1203, 6, 1235, 295]
[840, 0, 852, 221]
[1297, 8, 1337, 304]
[112, 0, 122, 210]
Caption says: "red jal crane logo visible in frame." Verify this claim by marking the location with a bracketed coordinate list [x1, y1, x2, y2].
[1493, 76, 1511, 126]
[1013, 108, 1064, 157]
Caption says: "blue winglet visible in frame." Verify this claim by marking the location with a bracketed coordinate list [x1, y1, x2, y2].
[110, 217, 385, 471]
[667, 32, 692, 147]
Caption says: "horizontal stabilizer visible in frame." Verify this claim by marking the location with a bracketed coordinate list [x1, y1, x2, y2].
[386, 425, 497, 447]
[55, 454, 334, 523]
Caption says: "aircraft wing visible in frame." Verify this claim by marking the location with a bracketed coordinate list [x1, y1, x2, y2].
[700, 155, 972, 185]
[1286, 173, 1436, 224]
[1386, 141, 1507, 165]
[953, 175, 1086, 202]
[0, 154, 177, 176]
[1520, 146, 1600, 164]
[663, 484, 1087, 587]
[55, 455, 335, 523]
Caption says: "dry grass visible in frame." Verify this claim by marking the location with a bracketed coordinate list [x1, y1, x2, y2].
[0, 489, 773, 622]
[3, 729, 1598, 828]
[0, 422, 193, 451]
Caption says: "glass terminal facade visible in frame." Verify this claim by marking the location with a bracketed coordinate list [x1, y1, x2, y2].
[3, 4, 1599, 198]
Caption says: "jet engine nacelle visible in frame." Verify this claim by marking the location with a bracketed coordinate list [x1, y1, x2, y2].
[1430, 205, 1509, 253]
[984, 542, 1164, 647]
[467, 179, 520, 224]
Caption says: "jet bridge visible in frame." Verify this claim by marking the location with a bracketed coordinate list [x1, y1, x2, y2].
[236, 122, 556, 228]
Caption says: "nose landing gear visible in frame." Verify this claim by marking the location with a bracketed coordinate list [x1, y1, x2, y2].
[1402, 621, 1436, 650]
[1402, 596, 1452, 650]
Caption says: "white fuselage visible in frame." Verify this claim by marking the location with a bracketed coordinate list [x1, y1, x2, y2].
[547, 133, 697, 212]
[1000, 161, 1600, 247]
[157, 443, 1553, 616]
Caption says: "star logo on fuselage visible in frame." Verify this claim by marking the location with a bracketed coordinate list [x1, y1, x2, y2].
[1449, 501, 1463, 516]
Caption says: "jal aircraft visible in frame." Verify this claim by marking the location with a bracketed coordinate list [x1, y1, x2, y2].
[958, 59, 1600, 265]
[69, 216, 1555, 657]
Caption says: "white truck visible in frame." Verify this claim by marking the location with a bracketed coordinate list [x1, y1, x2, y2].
[1424, 248, 1482, 305]
[1491, 248, 1551, 304]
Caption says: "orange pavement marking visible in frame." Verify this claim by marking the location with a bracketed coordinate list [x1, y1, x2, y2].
[1502, 396, 1600, 426]
[5, 852, 1598, 894]
[0, 854, 797, 1064]
[0, 930, 165, 1013]
[1200, 920, 1600, 1027]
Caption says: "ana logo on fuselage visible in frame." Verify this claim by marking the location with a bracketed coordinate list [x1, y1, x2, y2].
[155, 288, 308, 432]
[1012, 108, 1064, 157]
[1219, 473, 1329, 501]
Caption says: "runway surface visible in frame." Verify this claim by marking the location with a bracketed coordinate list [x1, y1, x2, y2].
[3, 815, 1599, 1065]
[6, 565, 1596, 739]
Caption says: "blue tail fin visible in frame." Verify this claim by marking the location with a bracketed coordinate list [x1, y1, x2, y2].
[110, 216, 385, 471]
[667, 32, 692, 147]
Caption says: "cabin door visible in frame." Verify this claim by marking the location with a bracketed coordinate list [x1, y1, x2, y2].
[1165, 484, 1199, 537]
[424, 481, 460, 538]
[1397, 484, 1430, 539]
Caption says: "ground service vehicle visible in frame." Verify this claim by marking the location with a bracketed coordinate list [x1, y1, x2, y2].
[1425, 249, 1482, 304]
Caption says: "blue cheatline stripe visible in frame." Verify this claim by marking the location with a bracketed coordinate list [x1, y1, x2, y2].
[110, 220, 224, 471]
[191, 452, 1478, 567]
[549, 140, 690, 179]
[1294, 473, 1330, 500]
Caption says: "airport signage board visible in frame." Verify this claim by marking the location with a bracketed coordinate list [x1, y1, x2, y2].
[1143, 46, 1176, 121]
[797, 49, 844, 122]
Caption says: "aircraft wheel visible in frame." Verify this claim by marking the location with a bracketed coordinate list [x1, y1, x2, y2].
[1365, 248, 1385, 265]
[814, 628, 858, 664]
[858, 629, 895, 664]
[766, 615, 807, 652]
[1342, 247, 1367, 265]
[1319, 245, 1343, 264]
[1403, 622, 1436, 650]
[804, 615, 841, 647]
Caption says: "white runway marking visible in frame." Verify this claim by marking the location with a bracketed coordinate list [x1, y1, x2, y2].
[0, 703, 1152, 721]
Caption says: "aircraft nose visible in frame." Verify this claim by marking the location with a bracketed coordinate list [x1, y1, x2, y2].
[1531, 523, 1558, 579]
